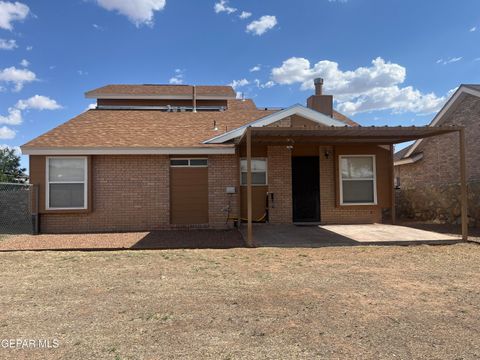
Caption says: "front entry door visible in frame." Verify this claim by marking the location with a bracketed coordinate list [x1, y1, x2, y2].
[292, 156, 320, 222]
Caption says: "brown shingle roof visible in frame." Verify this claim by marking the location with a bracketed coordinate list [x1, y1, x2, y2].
[333, 110, 358, 126]
[22, 95, 357, 150]
[227, 99, 258, 110]
[22, 109, 277, 149]
[463, 84, 480, 92]
[394, 144, 413, 161]
[86, 84, 236, 98]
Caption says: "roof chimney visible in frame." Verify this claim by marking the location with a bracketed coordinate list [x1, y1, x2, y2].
[314, 78, 323, 95]
[307, 78, 333, 117]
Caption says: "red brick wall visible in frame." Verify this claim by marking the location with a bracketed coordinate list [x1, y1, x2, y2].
[319, 146, 383, 224]
[267, 146, 293, 223]
[35, 144, 391, 233]
[39, 155, 170, 233]
[264, 145, 389, 225]
[37, 154, 240, 233]
[394, 93, 480, 225]
[265, 145, 389, 225]
[208, 154, 239, 228]
[395, 94, 480, 187]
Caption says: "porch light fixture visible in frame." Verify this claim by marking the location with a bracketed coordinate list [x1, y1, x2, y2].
[324, 150, 331, 159]
[286, 138, 294, 151]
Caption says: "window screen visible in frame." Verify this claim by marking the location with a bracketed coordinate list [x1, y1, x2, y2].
[340, 156, 376, 204]
[47, 157, 87, 209]
[240, 159, 267, 185]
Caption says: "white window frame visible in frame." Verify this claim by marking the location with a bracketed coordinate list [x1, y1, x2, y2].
[240, 158, 268, 186]
[339, 155, 377, 206]
[46, 156, 88, 210]
[169, 158, 208, 167]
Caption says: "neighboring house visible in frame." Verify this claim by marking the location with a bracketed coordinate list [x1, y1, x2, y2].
[21, 79, 461, 234]
[394, 84, 480, 227]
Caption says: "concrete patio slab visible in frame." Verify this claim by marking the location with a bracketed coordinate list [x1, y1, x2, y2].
[320, 224, 460, 243]
[243, 223, 462, 248]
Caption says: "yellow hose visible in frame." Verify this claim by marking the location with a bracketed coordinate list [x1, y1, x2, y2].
[227, 212, 267, 223]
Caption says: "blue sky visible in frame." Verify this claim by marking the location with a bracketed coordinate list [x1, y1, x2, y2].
[1, 0, 479, 169]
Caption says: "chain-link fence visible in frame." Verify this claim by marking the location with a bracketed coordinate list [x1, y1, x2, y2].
[0, 183, 38, 235]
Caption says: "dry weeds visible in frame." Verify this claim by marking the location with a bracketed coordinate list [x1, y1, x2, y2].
[0, 244, 479, 359]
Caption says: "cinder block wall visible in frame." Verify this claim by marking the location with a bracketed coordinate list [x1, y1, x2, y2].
[39, 155, 170, 233]
[208, 154, 239, 228]
[267, 146, 293, 223]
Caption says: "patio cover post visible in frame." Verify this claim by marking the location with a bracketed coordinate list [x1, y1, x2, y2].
[390, 145, 396, 225]
[246, 126, 253, 247]
[459, 128, 468, 241]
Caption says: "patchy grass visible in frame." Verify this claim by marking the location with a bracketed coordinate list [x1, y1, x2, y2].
[0, 244, 479, 359]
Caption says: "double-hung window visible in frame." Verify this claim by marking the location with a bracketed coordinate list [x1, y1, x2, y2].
[339, 155, 377, 205]
[240, 158, 267, 186]
[46, 157, 88, 210]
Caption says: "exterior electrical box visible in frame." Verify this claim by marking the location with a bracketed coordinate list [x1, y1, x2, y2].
[226, 186, 236, 194]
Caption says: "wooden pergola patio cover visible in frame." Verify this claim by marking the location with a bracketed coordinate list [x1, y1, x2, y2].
[240, 125, 468, 245]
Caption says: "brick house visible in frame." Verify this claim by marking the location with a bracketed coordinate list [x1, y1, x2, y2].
[394, 84, 480, 227]
[21, 79, 466, 237]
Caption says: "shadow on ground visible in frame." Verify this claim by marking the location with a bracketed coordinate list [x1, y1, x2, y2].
[0, 223, 472, 252]
[131, 230, 245, 249]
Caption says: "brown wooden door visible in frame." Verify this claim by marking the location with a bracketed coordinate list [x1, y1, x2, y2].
[170, 167, 208, 224]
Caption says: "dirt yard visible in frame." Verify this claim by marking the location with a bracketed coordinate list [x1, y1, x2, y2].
[0, 244, 479, 359]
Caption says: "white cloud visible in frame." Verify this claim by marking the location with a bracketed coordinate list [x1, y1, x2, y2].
[249, 65, 261, 72]
[272, 56, 405, 92]
[95, 0, 166, 26]
[229, 78, 249, 89]
[169, 68, 184, 84]
[169, 77, 182, 84]
[19, 58, 28, 67]
[0, 66, 36, 92]
[436, 57, 462, 65]
[336, 86, 448, 115]
[85, 103, 97, 112]
[0, 38, 17, 50]
[254, 79, 274, 89]
[15, 95, 62, 111]
[262, 80, 275, 88]
[239, 11, 251, 19]
[214, 0, 236, 14]
[270, 56, 449, 115]
[0, 126, 15, 139]
[0, 107, 21, 125]
[0, 144, 21, 154]
[92, 23, 104, 30]
[0, 95, 61, 132]
[470, 26, 477, 32]
[0, 1, 29, 30]
[25, 45, 32, 51]
[246, 15, 277, 36]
